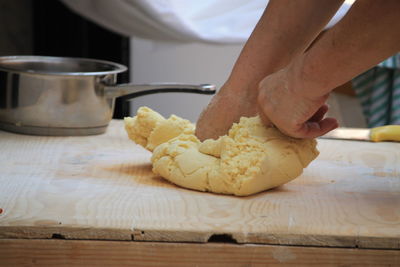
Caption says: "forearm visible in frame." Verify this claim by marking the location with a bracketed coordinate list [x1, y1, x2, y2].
[293, 0, 400, 98]
[196, 0, 344, 140]
[226, 0, 345, 93]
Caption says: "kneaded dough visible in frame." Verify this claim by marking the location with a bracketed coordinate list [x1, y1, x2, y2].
[125, 106, 319, 196]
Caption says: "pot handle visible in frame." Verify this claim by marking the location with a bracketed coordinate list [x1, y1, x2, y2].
[104, 83, 216, 99]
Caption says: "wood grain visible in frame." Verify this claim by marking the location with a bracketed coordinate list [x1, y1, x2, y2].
[0, 120, 399, 249]
[1, 239, 399, 267]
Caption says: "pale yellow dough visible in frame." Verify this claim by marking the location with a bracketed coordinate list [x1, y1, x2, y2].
[125, 106, 319, 196]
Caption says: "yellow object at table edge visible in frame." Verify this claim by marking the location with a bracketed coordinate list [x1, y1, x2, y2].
[370, 125, 400, 142]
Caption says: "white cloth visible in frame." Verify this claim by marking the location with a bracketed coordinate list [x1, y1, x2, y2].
[61, 0, 354, 44]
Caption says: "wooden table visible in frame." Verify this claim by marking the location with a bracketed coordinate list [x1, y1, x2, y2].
[1, 120, 399, 266]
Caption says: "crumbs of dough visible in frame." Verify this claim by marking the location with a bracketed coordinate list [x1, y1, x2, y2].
[217, 117, 272, 190]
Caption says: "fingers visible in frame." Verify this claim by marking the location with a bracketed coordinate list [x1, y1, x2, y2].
[309, 104, 329, 122]
[257, 68, 338, 139]
[294, 117, 339, 139]
[294, 104, 338, 138]
[258, 101, 337, 139]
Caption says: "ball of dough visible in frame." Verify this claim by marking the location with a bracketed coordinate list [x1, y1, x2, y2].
[125, 107, 319, 196]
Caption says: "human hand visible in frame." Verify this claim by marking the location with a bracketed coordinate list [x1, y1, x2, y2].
[195, 83, 258, 141]
[257, 67, 338, 139]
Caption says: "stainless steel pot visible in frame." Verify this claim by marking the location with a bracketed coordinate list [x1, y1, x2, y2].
[0, 56, 216, 136]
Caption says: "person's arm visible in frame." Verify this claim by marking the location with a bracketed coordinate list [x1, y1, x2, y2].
[257, 0, 400, 138]
[195, 0, 344, 141]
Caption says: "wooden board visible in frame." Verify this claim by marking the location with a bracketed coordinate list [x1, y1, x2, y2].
[1, 239, 399, 267]
[0, 120, 399, 249]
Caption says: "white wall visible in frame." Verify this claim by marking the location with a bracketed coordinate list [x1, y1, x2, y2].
[129, 37, 244, 122]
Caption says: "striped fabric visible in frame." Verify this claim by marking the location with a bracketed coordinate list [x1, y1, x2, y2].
[352, 53, 400, 127]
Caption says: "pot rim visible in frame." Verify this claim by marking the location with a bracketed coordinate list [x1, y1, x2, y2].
[0, 55, 128, 76]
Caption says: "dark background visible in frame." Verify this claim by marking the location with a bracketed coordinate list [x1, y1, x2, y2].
[0, 0, 131, 118]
